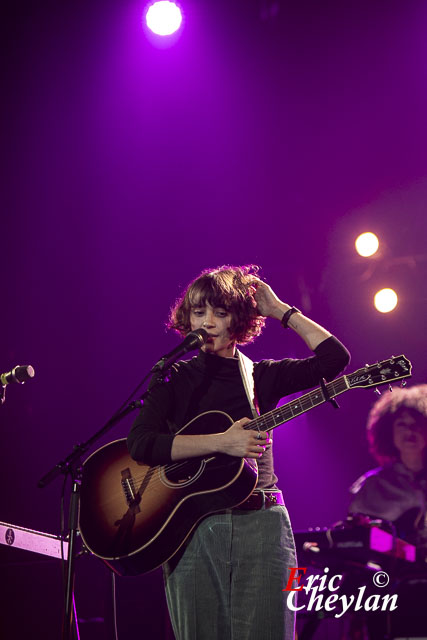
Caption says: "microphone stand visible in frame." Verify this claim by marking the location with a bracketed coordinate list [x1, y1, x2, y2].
[38, 376, 167, 640]
[38, 332, 206, 640]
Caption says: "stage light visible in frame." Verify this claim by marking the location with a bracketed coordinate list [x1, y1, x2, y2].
[374, 288, 398, 313]
[145, 1, 183, 36]
[355, 232, 379, 257]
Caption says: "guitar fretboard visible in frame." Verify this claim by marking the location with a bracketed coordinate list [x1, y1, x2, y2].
[244, 375, 349, 432]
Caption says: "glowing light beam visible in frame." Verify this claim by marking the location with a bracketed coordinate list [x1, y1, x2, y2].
[145, 1, 183, 36]
[374, 288, 398, 313]
[355, 232, 379, 257]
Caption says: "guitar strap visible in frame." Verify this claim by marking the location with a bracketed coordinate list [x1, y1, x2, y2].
[237, 350, 260, 419]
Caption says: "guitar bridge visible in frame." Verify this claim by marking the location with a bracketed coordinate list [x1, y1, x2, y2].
[121, 468, 140, 511]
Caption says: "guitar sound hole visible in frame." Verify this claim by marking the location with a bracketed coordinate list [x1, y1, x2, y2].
[161, 459, 206, 488]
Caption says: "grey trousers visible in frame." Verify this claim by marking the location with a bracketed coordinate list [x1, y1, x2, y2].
[163, 503, 297, 640]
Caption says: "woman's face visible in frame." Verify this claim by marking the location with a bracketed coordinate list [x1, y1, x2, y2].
[190, 302, 235, 358]
[392, 409, 427, 458]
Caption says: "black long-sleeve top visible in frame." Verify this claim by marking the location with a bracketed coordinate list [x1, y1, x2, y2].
[127, 335, 350, 489]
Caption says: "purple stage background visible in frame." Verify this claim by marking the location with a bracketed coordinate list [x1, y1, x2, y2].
[1, 0, 427, 637]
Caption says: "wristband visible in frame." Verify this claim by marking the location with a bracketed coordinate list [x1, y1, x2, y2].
[281, 307, 301, 328]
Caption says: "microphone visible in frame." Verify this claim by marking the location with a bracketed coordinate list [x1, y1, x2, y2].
[152, 329, 208, 372]
[1, 365, 35, 386]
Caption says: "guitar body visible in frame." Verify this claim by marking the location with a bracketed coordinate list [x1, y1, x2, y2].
[79, 411, 258, 576]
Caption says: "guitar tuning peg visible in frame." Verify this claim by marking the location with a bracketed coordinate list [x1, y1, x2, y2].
[389, 384, 393, 392]
[401, 381, 407, 388]
[374, 388, 381, 396]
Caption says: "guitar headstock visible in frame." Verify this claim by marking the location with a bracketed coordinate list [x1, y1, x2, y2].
[346, 356, 412, 390]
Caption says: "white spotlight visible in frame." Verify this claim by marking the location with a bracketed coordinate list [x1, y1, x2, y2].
[355, 232, 379, 257]
[374, 288, 398, 313]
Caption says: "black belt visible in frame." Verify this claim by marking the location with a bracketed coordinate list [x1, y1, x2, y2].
[233, 490, 284, 511]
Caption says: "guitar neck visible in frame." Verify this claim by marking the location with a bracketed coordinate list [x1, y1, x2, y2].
[243, 354, 412, 433]
[245, 375, 349, 433]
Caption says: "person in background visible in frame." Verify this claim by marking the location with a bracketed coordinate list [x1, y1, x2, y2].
[348, 385, 427, 638]
[349, 384, 427, 556]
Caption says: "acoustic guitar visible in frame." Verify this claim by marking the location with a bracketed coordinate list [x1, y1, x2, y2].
[79, 356, 411, 576]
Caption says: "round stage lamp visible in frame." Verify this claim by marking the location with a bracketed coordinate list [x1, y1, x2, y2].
[355, 232, 379, 257]
[145, 1, 183, 36]
[374, 288, 398, 313]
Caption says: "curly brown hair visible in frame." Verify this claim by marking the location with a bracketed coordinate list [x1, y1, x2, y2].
[168, 265, 266, 345]
[367, 384, 427, 464]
